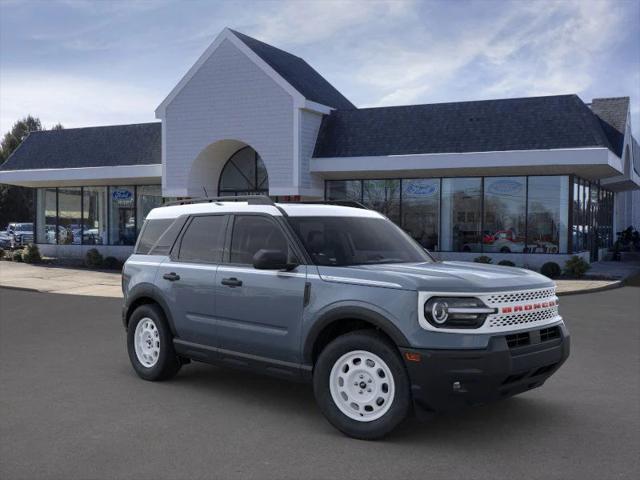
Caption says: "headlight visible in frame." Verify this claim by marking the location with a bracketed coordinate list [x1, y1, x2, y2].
[424, 297, 495, 329]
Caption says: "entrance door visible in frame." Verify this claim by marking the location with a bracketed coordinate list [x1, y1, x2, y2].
[214, 214, 306, 363]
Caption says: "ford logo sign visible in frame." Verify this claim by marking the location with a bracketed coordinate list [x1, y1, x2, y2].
[112, 189, 133, 201]
[404, 182, 438, 197]
[488, 180, 523, 196]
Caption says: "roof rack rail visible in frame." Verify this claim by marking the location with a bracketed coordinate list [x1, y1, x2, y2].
[284, 200, 369, 210]
[163, 194, 275, 207]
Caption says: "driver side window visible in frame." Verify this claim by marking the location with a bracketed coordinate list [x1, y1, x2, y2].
[229, 215, 290, 265]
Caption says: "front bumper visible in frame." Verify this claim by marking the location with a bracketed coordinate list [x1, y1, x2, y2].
[400, 322, 570, 415]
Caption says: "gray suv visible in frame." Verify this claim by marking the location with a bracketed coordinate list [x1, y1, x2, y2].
[122, 196, 569, 439]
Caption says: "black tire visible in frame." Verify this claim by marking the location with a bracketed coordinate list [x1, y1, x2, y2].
[500, 247, 511, 253]
[313, 330, 411, 440]
[127, 304, 181, 381]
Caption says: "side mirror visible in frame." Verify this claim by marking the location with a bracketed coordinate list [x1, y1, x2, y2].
[253, 249, 292, 270]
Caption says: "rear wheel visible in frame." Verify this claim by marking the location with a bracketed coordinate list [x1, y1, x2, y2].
[313, 330, 410, 440]
[127, 304, 181, 381]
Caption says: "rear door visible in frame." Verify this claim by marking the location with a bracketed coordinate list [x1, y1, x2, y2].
[156, 214, 229, 346]
[214, 214, 307, 363]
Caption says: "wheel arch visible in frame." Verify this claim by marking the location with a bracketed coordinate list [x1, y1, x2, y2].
[124, 285, 177, 336]
[303, 306, 410, 365]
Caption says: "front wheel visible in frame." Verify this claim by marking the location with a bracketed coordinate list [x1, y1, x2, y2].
[313, 330, 411, 440]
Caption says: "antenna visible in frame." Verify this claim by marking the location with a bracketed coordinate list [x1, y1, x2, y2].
[202, 186, 209, 196]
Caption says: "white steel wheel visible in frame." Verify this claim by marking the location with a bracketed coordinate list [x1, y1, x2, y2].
[329, 350, 396, 422]
[134, 317, 161, 368]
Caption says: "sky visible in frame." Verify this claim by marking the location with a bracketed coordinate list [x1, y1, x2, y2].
[1, 0, 639, 138]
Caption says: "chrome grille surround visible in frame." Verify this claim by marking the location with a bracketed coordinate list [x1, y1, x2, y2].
[418, 287, 562, 334]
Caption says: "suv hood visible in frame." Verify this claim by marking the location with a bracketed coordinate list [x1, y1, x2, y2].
[317, 261, 553, 293]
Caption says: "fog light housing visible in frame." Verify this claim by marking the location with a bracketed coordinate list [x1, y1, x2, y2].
[424, 297, 494, 329]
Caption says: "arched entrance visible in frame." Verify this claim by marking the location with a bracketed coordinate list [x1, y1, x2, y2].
[218, 146, 269, 196]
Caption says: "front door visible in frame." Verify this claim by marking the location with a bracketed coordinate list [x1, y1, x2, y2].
[214, 214, 307, 363]
[156, 214, 229, 346]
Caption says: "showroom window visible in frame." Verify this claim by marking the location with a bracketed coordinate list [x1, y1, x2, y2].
[326, 175, 602, 255]
[36, 188, 57, 244]
[482, 177, 526, 254]
[57, 188, 82, 245]
[441, 178, 482, 252]
[137, 185, 163, 232]
[402, 179, 440, 250]
[362, 180, 401, 223]
[526, 176, 569, 254]
[325, 180, 362, 203]
[82, 187, 107, 245]
[109, 186, 136, 245]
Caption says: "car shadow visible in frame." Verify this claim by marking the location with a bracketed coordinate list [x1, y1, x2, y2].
[145, 361, 571, 442]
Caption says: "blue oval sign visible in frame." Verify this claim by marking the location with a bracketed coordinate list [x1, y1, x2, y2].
[405, 181, 438, 197]
[488, 180, 523, 196]
[112, 189, 133, 201]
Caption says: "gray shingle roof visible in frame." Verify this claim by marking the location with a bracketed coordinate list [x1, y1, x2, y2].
[0, 122, 161, 171]
[313, 94, 615, 158]
[590, 97, 629, 157]
[230, 29, 355, 110]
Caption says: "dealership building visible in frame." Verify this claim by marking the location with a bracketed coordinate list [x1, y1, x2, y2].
[1, 28, 638, 266]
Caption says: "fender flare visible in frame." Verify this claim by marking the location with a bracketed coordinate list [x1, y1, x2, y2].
[124, 284, 177, 336]
[302, 305, 410, 364]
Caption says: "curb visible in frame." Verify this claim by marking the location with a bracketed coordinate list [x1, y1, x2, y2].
[556, 280, 623, 297]
[0, 285, 41, 293]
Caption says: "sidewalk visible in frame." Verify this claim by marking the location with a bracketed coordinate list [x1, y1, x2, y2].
[0, 261, 630, 298]
[0, 262, 122, 298]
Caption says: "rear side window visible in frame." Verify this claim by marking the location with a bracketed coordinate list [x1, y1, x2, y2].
[136, 219, 174, 254]
[177, 215, 227, 263]
[229, 215, 288, 264]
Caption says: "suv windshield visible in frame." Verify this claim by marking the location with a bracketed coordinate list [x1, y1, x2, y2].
[289, 216, 432, 266]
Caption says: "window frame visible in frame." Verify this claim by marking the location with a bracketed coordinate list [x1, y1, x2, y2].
[223, 213, 304, 267]
[170, 213, 230, 265]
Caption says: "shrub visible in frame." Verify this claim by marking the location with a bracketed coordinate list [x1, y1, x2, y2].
[85, 248, 104, 268]
[0, 249, 4, 260]
[564, 256, 590, 278]
[102, 256, 122, 270]
[22, 244, 42, 264]
[12, 251, 23, 262]
[541, 261, 561, 279]
[498, 260, 516, 267]
[474, 255, 492, 264]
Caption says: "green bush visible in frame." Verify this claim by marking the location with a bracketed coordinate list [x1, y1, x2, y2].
[0, 249, 5, 260]
[102, 256, 122, 270]
[564, 256, 590, 278]
[498, 259, 516, 267]
[22, 244, 42, 264]
[474, 255, 492, 264]
[12, 250, 23, 262]
[85, 248, 104, 268]
[541, 261, 561, 279]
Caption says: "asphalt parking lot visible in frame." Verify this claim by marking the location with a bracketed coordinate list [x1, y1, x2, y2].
[1, 286, 638, 480]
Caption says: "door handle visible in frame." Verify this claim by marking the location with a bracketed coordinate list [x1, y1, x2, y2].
[162, 272, 181, 282]
[221, 277, 243, 287]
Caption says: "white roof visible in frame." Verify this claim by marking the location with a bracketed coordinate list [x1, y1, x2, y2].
[146, 201, 383, 220]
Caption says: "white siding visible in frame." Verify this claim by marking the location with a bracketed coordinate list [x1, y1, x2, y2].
[162, 39, 294, 196]
[298, 109, 324, 196]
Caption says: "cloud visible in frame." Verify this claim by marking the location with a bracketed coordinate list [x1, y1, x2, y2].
[248, 0, 415, 46]
[0, 71, 159, 132]
[348, 0, 628, 107]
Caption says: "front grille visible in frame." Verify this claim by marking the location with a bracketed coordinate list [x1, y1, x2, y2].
[482, 287, 559, 331]
[488, 307, 558, 329]
[486, 288, 556, 305]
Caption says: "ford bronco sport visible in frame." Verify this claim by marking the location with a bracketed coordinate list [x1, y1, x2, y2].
[122, 196, 569, 439]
